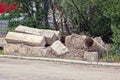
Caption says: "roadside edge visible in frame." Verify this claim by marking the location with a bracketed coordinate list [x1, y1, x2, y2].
[0, 55, 120, 67]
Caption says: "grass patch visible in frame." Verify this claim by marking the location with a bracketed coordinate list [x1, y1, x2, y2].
[101, 54, 120, 63]
[0, 49, 4, 55]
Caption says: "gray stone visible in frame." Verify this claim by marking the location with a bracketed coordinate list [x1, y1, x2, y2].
[5, 32, 46, 47]
[65, 33, 87, 49]
[15, 25, 61, 45]
[94, 37, 105, 46]
[84, 51, 98, 61]
[85, 37, 106, 55]
[51, 40, 69, 56]
[4, 44, 55, 57]
[65, 34, 87, 58]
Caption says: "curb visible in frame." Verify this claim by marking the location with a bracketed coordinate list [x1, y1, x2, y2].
[0, 55, 120, 67]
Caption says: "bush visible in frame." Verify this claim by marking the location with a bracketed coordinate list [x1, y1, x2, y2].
[101, 25, 120, 62]
[101, 53, 120, 62]
[8, 21, 20, 31]
[8, 18, 51, 31]
[20, 18, 51, 29]
[0, 49, 4, 55]
[0, 10, 51, 31]
[110, 25, 120, 56]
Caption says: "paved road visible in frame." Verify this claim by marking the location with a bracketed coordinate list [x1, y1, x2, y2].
[0, 58, 120, 80]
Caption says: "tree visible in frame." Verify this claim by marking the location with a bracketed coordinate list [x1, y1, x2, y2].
[49, 0, 59, 30]
[63, 0, 120, 42]
[2, 0, 49, 27]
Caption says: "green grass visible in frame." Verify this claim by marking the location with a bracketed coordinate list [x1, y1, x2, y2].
[101, 54, 120, 63]
[0, 49, 4, 55]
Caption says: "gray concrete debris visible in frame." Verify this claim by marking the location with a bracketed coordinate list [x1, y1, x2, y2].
[51, 40, 69, 56]
[4, 44, 56, 57]
[5, 32, 46, 47]
[15, 25, 61, 45]
[84, 51, 98, 61]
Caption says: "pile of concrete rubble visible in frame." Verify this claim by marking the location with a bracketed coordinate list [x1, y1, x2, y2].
[4, 25, 109, 61]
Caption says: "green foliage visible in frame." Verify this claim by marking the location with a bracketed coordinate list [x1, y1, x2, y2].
[0, 10, 21, 20]
[63, 0, 113, 38]
[103, 0, 120, 26]
[102, 53, 120, 62]
[110, 25, 120, 55]
[0, 49, 4, 55]
[2, 0, 50, 27]
[8, 18, 51, 32]
[63, 0, 120, 60]
[101, 25, 120, 62]
[20, 18, 51, 29]
[8, 21, 20, 31]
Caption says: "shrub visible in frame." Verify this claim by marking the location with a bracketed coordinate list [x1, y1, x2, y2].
[8, 18, 51, 31]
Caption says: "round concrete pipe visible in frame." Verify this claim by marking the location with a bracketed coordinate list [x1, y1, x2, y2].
[85, 37, 94, 48]
[84, 37, 106, 56]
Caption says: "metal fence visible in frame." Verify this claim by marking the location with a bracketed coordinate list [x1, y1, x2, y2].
[0, 20, 9, 48]
[0, 20, 9, 37]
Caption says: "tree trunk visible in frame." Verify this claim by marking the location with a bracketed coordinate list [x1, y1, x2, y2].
[49, 0, 59, 30]
[44, 0, 49, 26]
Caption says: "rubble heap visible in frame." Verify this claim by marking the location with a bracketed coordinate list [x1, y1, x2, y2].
[3, 25, 109, 61]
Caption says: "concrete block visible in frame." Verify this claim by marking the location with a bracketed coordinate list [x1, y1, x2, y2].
[51, 40, 69, 56]
[5, 32, 46, 46]
[15, 25, 61, 45]
[84, 51, 98, 61]
[4, 44, 55, 57]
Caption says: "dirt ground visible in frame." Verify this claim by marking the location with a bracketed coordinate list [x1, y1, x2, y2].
[0, 58, 120, 80]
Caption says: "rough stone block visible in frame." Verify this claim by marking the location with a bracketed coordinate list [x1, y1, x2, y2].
[65, 34, 86, 58]
[84, 51, 98, 61]
[15, 25, 61, 45]
[94, 37, 105, 46]
[50, 40, 69, 56]
[5, 32, 46, 46]
[84, 37, 106, 55]
[4, 44, 55, 57]
[65, 33, 87, 49]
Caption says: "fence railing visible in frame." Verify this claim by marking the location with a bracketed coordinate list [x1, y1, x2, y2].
[0, 19, 9, 48]
[0, 20, 9, 37]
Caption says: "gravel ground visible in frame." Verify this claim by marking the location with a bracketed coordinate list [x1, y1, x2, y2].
[0, 58, 120, 80]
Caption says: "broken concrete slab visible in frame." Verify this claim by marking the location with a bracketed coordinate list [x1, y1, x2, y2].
[65, 33, 87, 57]
[68, 49, 85, 58]
[50, 40, 69, 56]
[84, 37, 106, 55]
[94, 37, 105, 46]
[5, 32, 46, 46]
[84, 51, 98, 61]
[4, 44, 56, 57]
[47, 29, 61, 40]
[61, 49, 85, 60]
[15, 25, 61, 45]
[65, 33, 87, 49]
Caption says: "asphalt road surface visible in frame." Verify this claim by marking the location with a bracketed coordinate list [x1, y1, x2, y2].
[0, 58, 120, 80]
